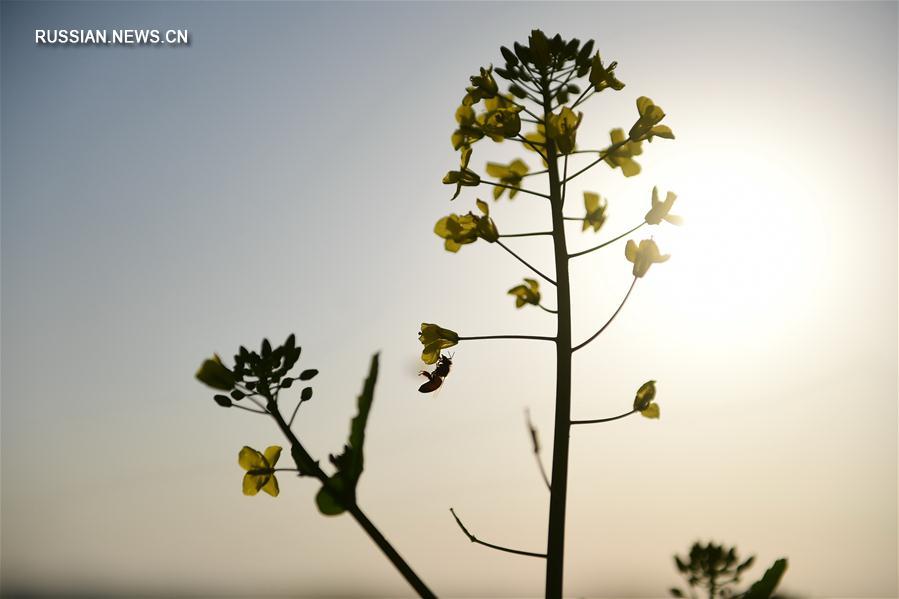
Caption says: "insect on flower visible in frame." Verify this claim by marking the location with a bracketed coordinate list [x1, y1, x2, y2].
[418, 353, 453, 394]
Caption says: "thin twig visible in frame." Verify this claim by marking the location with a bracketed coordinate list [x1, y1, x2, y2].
[563, 141, 625, 184]
[499, 231, 553, 238]
[449, 508, 547, 558]
[568, 222, 645, 259]
[538, 304, 558, 314]
[526, 409, 551, 491]
[231, 403, 268, 415]
[458, 334, 555, 342]
[572, 277, 637, 352]
[496, 240, 557, 286]
[571, 409, 636, 426]
[482, 179, 550, 200]
[287, 398, 304, 428]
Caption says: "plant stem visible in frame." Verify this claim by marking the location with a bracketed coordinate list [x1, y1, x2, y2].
[542, 77, 573, 599]
[450, 508, 547, 558]
[496, 240, 557, 286]
[572, 277, 637, 352]
[458, 334, 555, 342]
[570, 409, 636, 425]
[569, 222, 645, 259]
[265, 395, 436, 598]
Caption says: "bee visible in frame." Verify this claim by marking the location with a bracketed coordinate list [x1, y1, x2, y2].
[418, 353, 453, 393]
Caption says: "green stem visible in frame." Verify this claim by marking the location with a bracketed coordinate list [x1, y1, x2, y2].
[570, 409, 636, 425]
[542, 76, 573, 599]
[496, 240, 557, 286]
[450, 508, 547, 559]
[482, 179, 550, 200]
[568, 222, 645, 259]
[265, 396, 436, 598]
[499, 231, 552, 238]
[458, 334, 555, 342]
[572, 277, 637, 352]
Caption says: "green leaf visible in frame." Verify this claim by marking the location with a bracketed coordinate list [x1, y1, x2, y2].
[301, 386, 313, 401]
[743, 558, 788, 599]
[315, 478, 348, 516]
[314, 354, 379, 516]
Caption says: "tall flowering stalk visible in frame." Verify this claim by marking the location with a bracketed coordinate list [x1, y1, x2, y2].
[423, 29, 680, 597]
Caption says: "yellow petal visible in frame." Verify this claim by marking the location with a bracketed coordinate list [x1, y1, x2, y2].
[242, 473, 264, 496]
[264, 446, 282, 467]
[238, 446, 265, 471]
[262, 474, 280, 497]
[640, 403, 660, 419]
[625, 240, 637, 262]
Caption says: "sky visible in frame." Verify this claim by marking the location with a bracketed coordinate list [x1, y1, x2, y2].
[1, 1, 896, 597]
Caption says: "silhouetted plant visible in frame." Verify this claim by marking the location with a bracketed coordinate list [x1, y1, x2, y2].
[196, 28, 683, 599]
[669, 541, 788, 599]
[196, 336, 436, 598]
[421, 29, 677, 597]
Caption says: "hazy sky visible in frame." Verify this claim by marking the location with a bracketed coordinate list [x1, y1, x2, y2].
[2, 1, 896, 597]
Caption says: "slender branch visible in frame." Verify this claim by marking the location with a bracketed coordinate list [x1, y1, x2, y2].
[496, 240, 557, 286]
[458, 334, 555, 342]
[526, 409, 551, 491]
[568, 222, 645, 259]
[563, 141, 625, 184]
[569, 86, 592, 109]
[287, 398, 304, 428]
[560, 154, 569, 208]
[562, 217, 584, 221]
[571, 409, 636, 426]
[570, 89, 596, 110]
[522, 168, 549, 178]
[231, 403, 268, 415]
[449, 508, 547, 558]
[261, 390, 437, 598]
[515, 134, 548, 162]
[538, 304, 558, 314]
[572, 277, 637, 352]
[482, 179, 550, 200]
[499, 231, 552, 238]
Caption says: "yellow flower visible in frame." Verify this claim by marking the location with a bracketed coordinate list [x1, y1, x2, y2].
[546, 107, 582, 155]
[582, 192, 608, 232]
[479, 107, 522, 141]
[451, 101, 485, 150]
[522, 124, 549, 166]
[603, 128, 643, 177]
[419, 323, 459, 364]
[238, 445, 282, 497]
[645, 186, 683, 225]
[625, 238, 670, 278]
[633, 380, 659, 419]
[443, 146, 480, 200]
[629, 97, 675, 143]
[466, 65, 499, 101]
[196, 353, 236, 391]
[589, 53, 625, 92]
[485, 159, 529, 200]
[508, 278, 541, 308]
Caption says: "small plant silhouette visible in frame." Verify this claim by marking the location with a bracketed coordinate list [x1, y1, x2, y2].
[669, 541, 788, 599]
[195, 28, 686, 598]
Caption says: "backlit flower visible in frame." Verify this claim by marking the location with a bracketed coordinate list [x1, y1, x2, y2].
[644, 186, 683, 225]
[508, 278, 541, 308]
[582, 192, 608, 232]
[633, 380, 659, 419]
[418, 323, 459, 365]
[625, 238, 669, 278]
[238, 445, 282, 497]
